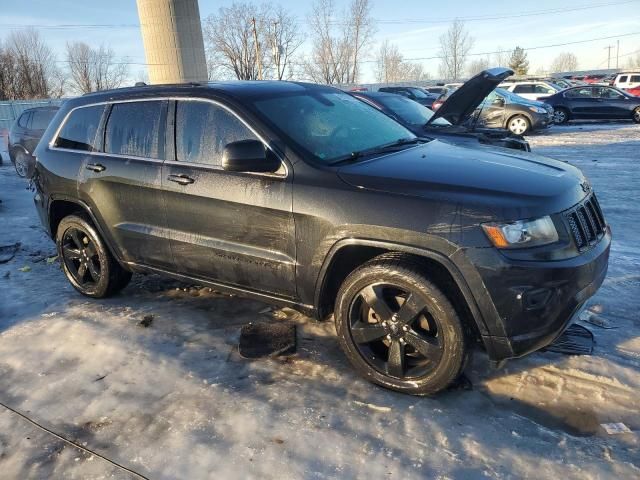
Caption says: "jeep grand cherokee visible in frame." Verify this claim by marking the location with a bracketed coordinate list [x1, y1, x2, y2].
[32, 81, 610, 395]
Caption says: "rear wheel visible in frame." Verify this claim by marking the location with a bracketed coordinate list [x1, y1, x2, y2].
[553, 108, 570, 124]
[335, 257, 468, 395]
[507, 115, 531, 135]
[14, 150, 31, 178]
[56, 215, 131, 298]
[632, 107, 640, 124]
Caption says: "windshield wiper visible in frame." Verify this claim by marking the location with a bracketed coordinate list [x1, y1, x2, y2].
[330, 138, 424, 166]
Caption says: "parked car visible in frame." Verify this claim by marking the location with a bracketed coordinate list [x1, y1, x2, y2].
[377, 86, 438, 108]
[424, 86, 446, 95]
[8, 106, 59, 177]
[549, 78, 573, 89]
[351, 68, 530, 151]
[33, 81, 610, 395]
[500, 81, 561, 101]
[582, 74, 607, 84]
[626, 85, 640, 97]
[542, 85, 640, 124]
[612, 72, 640, 91]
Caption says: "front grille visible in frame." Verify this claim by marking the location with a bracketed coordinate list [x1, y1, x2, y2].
[564, 193, 606, 250]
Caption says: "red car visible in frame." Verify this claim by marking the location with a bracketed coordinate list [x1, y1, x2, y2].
[626, 85, 640, 97]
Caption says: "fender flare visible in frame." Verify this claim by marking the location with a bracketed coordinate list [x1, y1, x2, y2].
[47, 195, 127, 266]
[313, 238, 493, 336]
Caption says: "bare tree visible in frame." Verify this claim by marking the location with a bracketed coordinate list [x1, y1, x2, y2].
[5, 28, 62, 99]
[492, 46, 510, 68]
[0, 42, 19, 100]
[467, 57, 490, 76]
[550, 52, 578, 73]
[267, 6, 305, 80]
[438, 20, 474, 81]
[347, 0, 375, 83]
[203, 3, 269, 80]
[305, 0, 375, 84]
[203, 2, 303, 81]
[375, 40, 429, 83]
[65, 42, 128, 94]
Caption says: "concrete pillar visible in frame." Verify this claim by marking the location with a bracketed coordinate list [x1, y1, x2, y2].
[136, 0, 208, 84]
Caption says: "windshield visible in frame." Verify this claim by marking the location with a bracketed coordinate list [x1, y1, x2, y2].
[251, 90, 415, 164]
[376, 95, 450, 127]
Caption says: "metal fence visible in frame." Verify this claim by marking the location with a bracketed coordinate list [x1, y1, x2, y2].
[0, 98, 66, 131]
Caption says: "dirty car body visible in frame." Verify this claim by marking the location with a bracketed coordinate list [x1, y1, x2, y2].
[33, 81, 610, 394]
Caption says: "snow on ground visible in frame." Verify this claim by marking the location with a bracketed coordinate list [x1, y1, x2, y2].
[0, 121, 639, 479]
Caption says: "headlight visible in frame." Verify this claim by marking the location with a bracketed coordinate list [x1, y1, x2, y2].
[528, 106, 546, 114]
[482, 216, 558, 249]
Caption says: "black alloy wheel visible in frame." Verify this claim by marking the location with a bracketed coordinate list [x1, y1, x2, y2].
[335, 256, 468, 395]
[61, 227, 102, 288]
[348, 283, 443, 379]
[57, 215, 131, 298]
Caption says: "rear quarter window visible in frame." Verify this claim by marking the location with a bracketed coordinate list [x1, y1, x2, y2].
[54, 105, 104, 151]
[631, 75, 640, 83]
[104, 101, 166, 159]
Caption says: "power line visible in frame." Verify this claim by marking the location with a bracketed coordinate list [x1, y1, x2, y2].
[0, 0, 637, 30]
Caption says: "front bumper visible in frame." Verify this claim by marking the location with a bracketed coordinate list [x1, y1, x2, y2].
[465, 227, 610, 361]
[530, 110, 554, 130]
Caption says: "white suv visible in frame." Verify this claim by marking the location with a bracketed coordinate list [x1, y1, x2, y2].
[613, 72, 640, 91]
[500, 81, 561, 101]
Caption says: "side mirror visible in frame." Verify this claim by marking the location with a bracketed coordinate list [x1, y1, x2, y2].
[493, 97, 505, 106]
[221, 140, 281, 173]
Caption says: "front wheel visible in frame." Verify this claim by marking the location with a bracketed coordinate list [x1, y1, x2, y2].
[633, 107, 640, 124]
[553, 108, 570, 124]
[334, 257, 469, 395]
[56, 215, 132, 298]
[507, 115, 531, 135]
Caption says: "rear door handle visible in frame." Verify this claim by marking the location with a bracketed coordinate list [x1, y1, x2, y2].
[168, 174, 195, 185]
[86, 163, 106, 172]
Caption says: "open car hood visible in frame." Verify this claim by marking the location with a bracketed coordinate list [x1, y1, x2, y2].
[426, 68, 514, 126]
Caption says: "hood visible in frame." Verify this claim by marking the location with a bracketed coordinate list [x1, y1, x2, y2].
[427, 68, 514, 126]
[337, 140, 586, 218]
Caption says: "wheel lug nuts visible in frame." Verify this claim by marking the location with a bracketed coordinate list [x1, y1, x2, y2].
[386, 334, 391, 340]
[402, 326, 408, 332]
[399, 338, 405, 344]
[382, 321, 387, 327]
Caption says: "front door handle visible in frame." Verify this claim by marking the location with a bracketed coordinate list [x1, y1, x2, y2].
[86, 163, 106, 172]
[168, 174, 195, 185]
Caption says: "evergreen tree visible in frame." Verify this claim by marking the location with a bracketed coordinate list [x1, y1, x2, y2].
[508, 46, 529, 75]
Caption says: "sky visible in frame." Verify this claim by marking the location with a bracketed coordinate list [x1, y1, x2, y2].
[1, 0, 639, 84]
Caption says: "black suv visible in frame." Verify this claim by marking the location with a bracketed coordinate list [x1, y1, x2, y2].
[377, 86, 438, 108]
[33, 82, 610, 395]
[9, 106, 59, 177]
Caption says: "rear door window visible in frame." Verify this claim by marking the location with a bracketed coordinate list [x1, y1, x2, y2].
[105, 101, 166, 159]
[54, 105, 105, 151]
[31, 109, 56, 130]
[175, 101, 257, 167]
[630, 75, 640, 83]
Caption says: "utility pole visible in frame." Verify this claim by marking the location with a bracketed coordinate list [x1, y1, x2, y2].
[252, 17, 263, 80]
[616, 40, 620, 69]
[605, 45, 614, 69]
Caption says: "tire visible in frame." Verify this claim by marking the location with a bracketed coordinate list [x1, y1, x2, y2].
[14, 150, 32, 178]
[334, 257, 469, 395]
[553, 108, 570, 124]
[633, 107, 640, 124]
[56, 214, 132, 298]
[507, 115, 531, 135]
